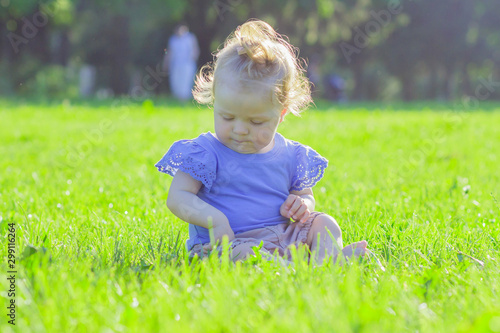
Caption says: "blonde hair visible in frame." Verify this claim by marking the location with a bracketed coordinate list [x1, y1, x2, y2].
[193, 19, 312, 117]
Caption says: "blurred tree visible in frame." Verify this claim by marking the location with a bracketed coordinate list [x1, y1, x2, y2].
[1, 0, 499, 100]
[1, 0, 74, 93]
[72, 0, 132, 95]
[210, 0, 399, 100]
[71, 0, 188, 95]
[462, 0, 500, 98]
[378, 0, 500, 100]
[378, 0, 472, 100]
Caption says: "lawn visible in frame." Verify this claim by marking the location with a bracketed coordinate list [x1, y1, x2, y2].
[1, 99, 499, 332]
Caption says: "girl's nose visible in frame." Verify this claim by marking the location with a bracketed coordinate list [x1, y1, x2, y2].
[232, 120, 249, 135]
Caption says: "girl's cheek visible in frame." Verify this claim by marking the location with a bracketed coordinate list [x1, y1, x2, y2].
[256, 127, 274, 143]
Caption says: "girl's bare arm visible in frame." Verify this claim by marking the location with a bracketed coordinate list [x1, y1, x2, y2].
[166, 170, 234, 241]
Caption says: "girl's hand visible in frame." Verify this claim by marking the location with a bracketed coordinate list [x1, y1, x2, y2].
[203, 222, 235, 253]
[211, 223, 235, 245]
[280, 194, 310, 223]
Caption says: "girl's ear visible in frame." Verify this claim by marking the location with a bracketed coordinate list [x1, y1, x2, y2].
[279, 108, 287, 123]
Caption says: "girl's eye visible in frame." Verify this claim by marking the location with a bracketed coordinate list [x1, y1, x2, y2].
[222, 117, 234, 121]
[251, 121, 263, 125]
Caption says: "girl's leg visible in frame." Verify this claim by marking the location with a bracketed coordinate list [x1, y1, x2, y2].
[306, 214, 367, 265]
[230, 242, 275, 262]
[306, 214, 342, 265]
[200, 242, 267, 262]
[230, 243, 257, 262]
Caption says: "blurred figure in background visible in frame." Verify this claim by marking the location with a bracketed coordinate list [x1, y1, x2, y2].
[163, 24, 199, 101]
[307, 54, 322, 98]
[324, 74, 346, 102]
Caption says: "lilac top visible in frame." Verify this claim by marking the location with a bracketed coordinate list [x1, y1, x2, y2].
[155, 132, 328, 250]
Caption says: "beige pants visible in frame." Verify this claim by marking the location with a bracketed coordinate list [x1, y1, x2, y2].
[189, 212, 326, 261]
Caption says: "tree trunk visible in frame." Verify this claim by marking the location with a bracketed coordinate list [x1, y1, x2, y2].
[400, 71, 414, 101]
[352, 64, 364, 100]
[460, 62, 472, 97]
[427, 62, 438, 100]
[109, 15, 130, 95]
[0, 22, 14, 94]
[442, 63, 454, 100]
[52, 30, 71, 66]
[186, 0, 217, 69]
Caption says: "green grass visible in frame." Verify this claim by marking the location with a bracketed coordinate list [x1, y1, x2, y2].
[1, 99, 499, 332]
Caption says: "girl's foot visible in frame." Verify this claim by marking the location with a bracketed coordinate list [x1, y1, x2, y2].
[337, 240, 368, 264]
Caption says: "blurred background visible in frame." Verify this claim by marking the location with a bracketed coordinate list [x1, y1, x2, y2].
[1, 0, 499, 102]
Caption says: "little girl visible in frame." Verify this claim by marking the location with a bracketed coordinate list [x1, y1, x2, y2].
[155, 20, 367, 265]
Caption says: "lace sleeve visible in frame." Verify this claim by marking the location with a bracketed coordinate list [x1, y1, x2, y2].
[155, 140, 217, 190]
[290, 144, 328, 191]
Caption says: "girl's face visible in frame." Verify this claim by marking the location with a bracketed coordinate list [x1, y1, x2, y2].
[213, 80, 283, 154]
